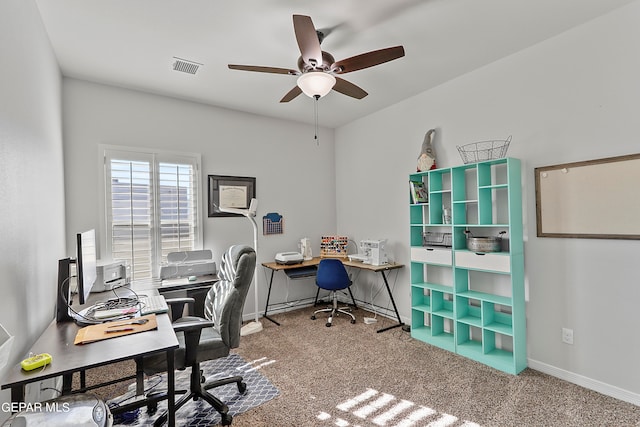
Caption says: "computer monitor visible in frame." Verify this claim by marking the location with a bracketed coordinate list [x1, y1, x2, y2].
[56, 229, 98, 323]
[76, 229, 97, 305]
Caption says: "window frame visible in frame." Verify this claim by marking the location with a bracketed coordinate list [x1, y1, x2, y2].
[98, 144, 203, 280]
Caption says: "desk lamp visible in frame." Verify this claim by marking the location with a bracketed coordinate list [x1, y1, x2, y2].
[218, 199, 263, 336]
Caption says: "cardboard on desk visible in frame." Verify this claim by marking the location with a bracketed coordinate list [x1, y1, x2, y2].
[74, 314, 158, 345]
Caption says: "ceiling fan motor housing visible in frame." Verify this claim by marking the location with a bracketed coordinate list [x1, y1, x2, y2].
[297, 51, 336, 73]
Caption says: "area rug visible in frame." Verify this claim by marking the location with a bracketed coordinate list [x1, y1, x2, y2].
[108, 353, 280, 426]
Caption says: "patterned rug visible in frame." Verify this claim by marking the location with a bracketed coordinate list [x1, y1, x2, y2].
[108, 353, 280, 426]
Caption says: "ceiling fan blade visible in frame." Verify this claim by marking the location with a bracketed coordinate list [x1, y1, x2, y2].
[280, 86, 303, 103]
[332, 77, 368, 99]
[315, 22, 344, 44]
[331, 45, 405, 74]
[228, 64, 300, 75]
[293, 15, 323, 68]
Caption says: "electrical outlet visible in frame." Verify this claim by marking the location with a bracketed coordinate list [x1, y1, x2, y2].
[562, 327, 574, 345]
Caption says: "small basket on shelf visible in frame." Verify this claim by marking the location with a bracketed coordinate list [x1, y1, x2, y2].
[422, 232, 452, 248]
[456, 135, 511, 164]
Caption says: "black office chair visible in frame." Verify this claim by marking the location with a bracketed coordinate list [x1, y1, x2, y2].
[311, 259, 356, 327]
[142, 244, 256, 426]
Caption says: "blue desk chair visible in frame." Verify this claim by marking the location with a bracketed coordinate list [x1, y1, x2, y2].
[311, 259, 356, 327]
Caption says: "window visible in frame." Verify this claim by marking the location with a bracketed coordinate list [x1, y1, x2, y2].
[101, 146, 202, 280]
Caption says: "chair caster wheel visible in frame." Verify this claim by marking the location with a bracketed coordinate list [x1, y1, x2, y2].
[221, 413, 233, 425]
[238, 381, 247, 393]
[325, 322, 331, 327]
[146, 402, 157, 414]
[350, 319, 356, 324]
[311, 315, 316, 320]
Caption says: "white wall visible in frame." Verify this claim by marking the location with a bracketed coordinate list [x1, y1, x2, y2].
[0, 0, 65, 419]
[62, 78, 337, 320]
[335, 1, 640, 403]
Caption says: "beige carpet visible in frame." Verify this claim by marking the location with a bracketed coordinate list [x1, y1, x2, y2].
[231, 306, 639, 427]
[91, 306, 640, 426]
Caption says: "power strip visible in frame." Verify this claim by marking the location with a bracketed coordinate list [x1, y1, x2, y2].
[363, 317, 377, 324]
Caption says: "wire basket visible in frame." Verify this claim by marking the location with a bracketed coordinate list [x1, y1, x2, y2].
[422, 232, 452, 248]
[457, 135, 511, 164]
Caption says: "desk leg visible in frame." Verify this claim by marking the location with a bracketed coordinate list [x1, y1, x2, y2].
[134, 358, 145, 396]
[10, 385, 24, 404]
[166, 348, 175, 427]
[376, 270, 405, 333]
[263, 269, 280, 326]
[62, 372, 73, 394]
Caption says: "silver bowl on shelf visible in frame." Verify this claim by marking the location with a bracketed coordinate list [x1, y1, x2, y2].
[464, 230, 506, 253]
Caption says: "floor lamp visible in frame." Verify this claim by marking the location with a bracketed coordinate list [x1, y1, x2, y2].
[219, 199, 263, 336]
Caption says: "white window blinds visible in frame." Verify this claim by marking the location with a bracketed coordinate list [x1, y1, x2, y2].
[102, 147, 201, 280]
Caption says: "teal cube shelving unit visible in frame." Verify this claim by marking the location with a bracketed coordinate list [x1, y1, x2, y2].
[409, 158, 526, 374]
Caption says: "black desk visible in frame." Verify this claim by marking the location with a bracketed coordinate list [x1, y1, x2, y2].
[261, 257, 405, 333]
[1, 313, 179, 426]
[158, 274, 218, 292]
[132, 274, 218, 318]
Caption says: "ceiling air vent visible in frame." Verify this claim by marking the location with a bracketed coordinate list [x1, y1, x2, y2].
[172, 57, 202, 75]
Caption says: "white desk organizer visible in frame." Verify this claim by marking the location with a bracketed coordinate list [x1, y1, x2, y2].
[0, 323, 14, 373]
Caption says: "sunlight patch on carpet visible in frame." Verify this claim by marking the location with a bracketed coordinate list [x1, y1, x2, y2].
[317, 388, 482, 427]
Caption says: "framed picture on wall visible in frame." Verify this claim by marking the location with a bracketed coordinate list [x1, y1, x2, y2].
[535, 153, 640, 239]
[208, 175, 256, 217]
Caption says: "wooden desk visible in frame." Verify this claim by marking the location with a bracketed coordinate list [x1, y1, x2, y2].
[261, 257, 404, 333]
[1, 314, 179, 426]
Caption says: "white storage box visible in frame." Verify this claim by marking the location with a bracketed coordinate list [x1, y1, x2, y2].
[411, 247, 452, 266]
[455, 251, 510, 273]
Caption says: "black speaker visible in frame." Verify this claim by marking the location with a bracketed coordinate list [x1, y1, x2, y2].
[56, 258, 73, 323]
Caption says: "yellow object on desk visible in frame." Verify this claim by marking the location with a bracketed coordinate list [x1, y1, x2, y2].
[74, 314, 158, 345]
[20, 353, 52, 371]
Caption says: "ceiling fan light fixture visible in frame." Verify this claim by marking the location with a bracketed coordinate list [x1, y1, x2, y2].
[297, 72, 336, 98]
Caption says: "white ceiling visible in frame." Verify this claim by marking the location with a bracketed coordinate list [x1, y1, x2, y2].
[35, 0, 634, 128]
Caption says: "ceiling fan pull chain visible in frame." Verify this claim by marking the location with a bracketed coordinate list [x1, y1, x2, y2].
[314, 94, 320, 145]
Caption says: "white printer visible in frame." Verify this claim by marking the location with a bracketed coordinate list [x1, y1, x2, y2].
[275, 252, 304, 265]
[159, 249, 217, 280]
[92, 260, 130, 292]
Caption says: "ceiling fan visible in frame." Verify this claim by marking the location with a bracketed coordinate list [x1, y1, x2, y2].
[228, 14, 405, 103]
